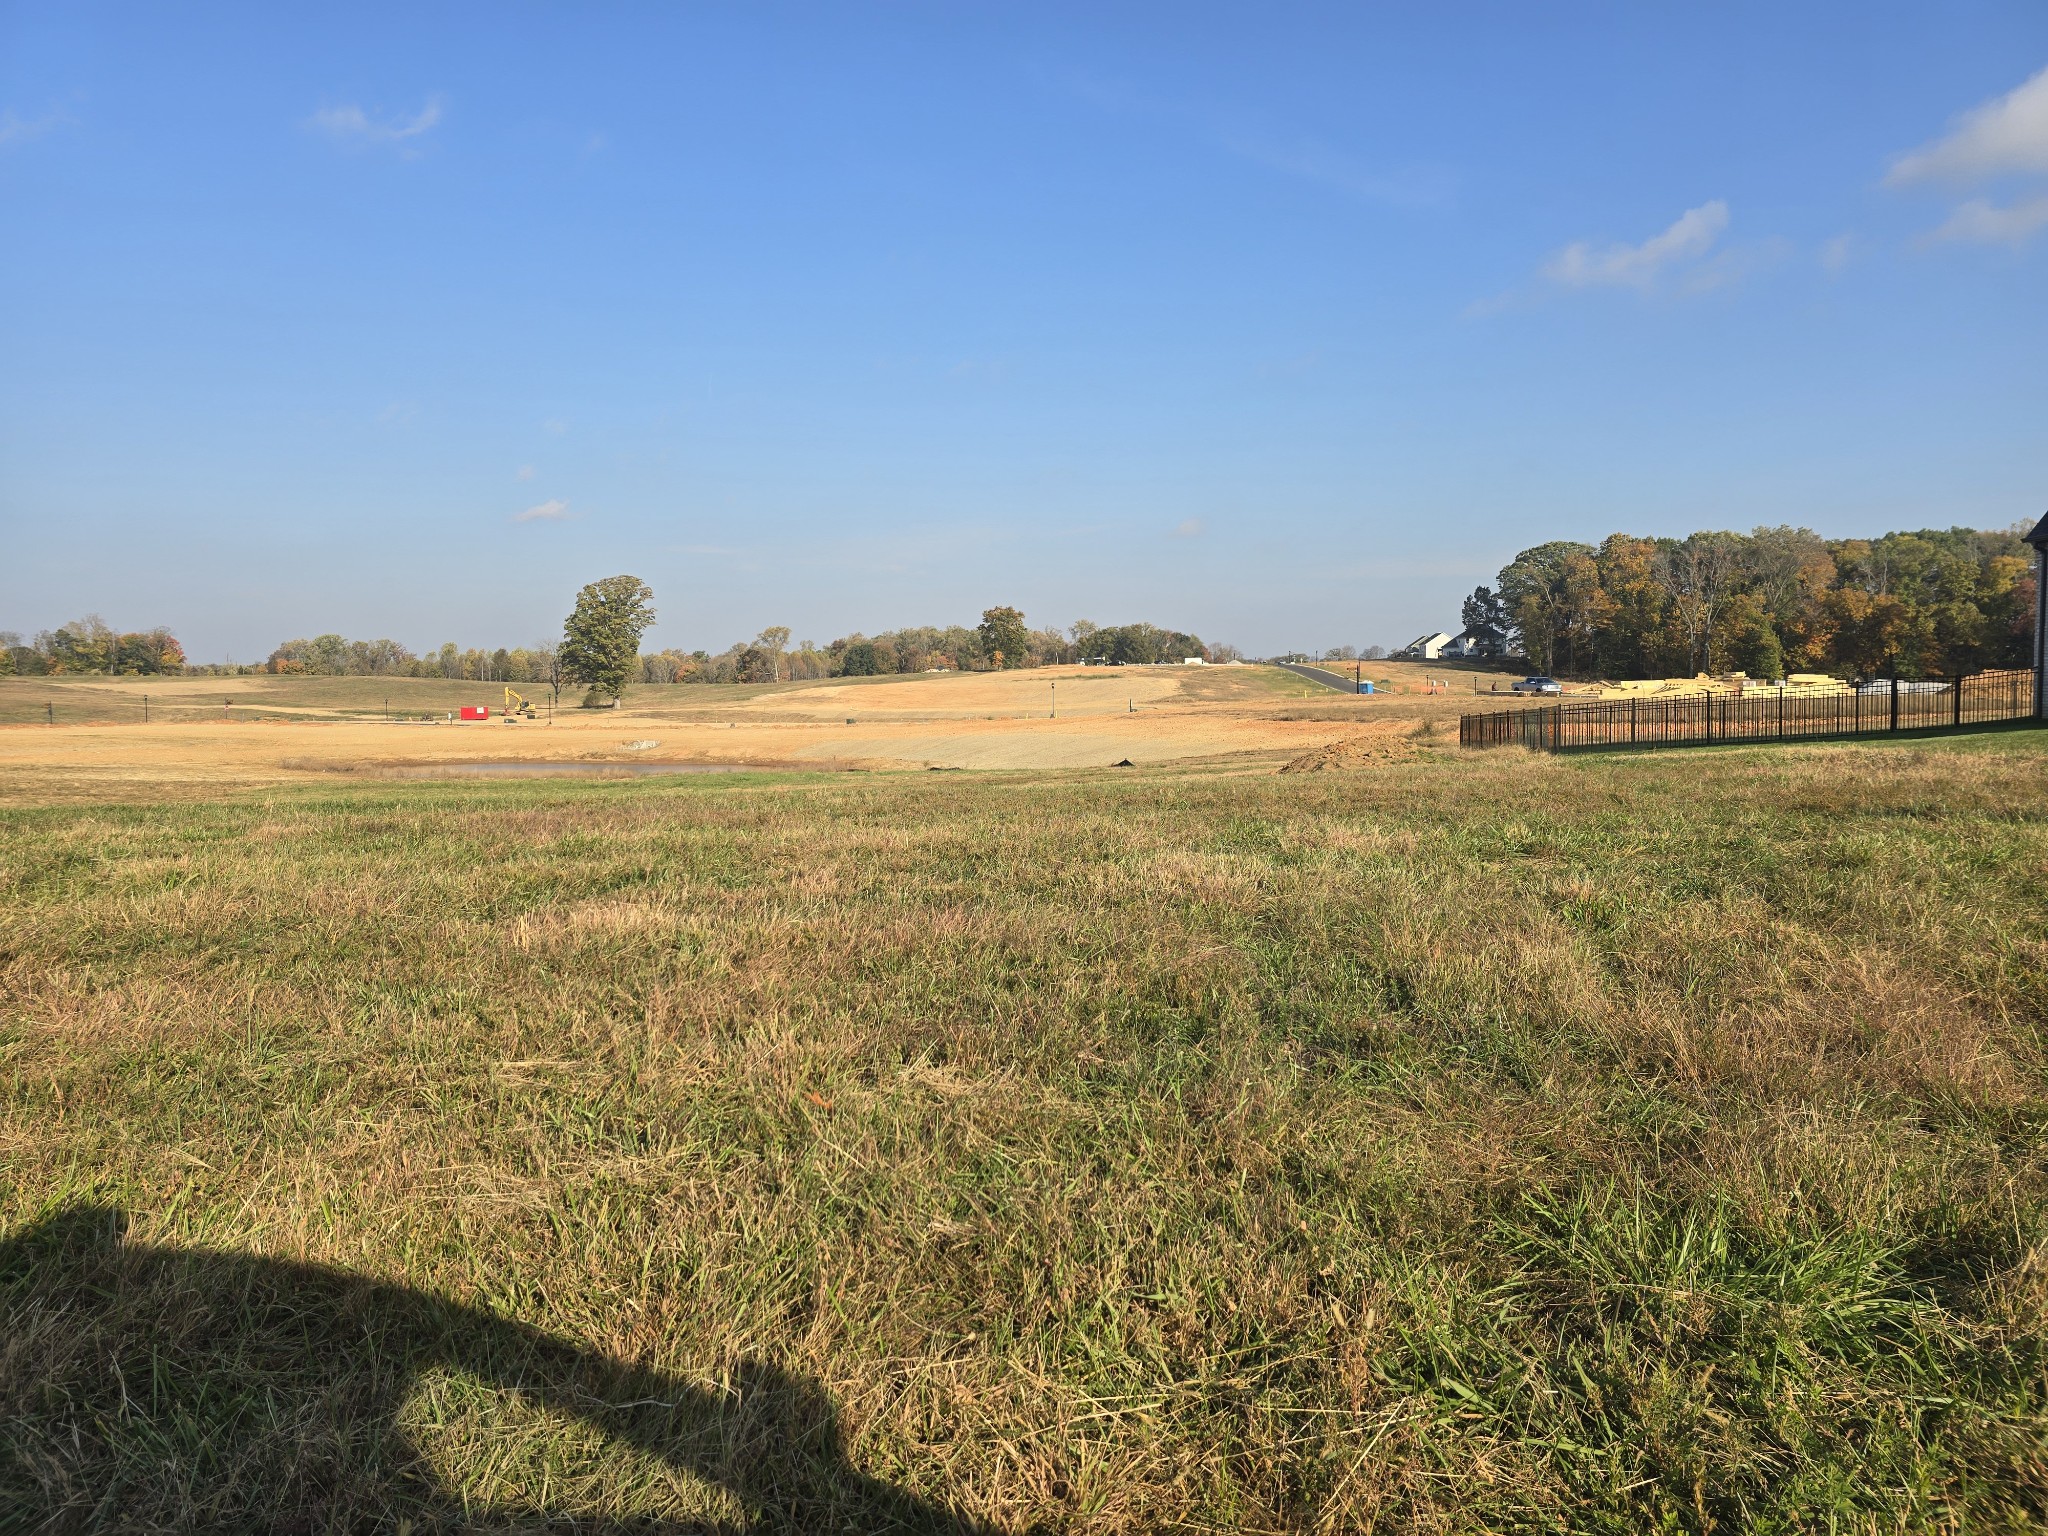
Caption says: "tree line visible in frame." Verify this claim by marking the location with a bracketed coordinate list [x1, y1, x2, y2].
[266, 635, 565, 685]
[3, 584, 1230, 692]
[2, 618, 186, 676]
[259, 607, 1226, 688]
[671, 613, 1223, 685]
[1483, 524, 2037, 681]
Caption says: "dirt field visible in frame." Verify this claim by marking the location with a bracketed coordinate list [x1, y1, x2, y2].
[0, 663, 1532, 798]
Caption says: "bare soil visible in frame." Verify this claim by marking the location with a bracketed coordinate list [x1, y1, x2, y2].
[0, 665, 1515, 798]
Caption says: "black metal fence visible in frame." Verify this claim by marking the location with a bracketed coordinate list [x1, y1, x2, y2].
[1460, 668, 2040, 753]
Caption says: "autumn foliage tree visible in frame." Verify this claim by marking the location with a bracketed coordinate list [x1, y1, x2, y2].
[1495, 523, 2035, 680]
[3, 617, 186, 675]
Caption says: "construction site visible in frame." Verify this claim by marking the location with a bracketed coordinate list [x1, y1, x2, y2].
[0, 660, 1513, 800]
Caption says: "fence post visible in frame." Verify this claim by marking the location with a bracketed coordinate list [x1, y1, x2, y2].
[1954, 673, 1963, 728]
[1630, 697, 1638, 746]
[1890, 675, 1899, 733]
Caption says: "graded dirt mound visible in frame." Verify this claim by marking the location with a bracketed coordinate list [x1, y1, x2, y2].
[1278, 733, 1423, 773]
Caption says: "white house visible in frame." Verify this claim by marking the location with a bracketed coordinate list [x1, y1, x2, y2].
[1439, 627, 1508, 660]
[1394, 632, 1455, 660]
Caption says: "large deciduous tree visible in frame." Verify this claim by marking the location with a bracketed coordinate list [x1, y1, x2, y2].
[1496, 542, 1598, 674]
[561, 575, 657, 702]
[977, 606, 1030, 670]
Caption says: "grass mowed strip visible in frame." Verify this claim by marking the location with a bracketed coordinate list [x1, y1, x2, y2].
[4, 736, 2047, 1530]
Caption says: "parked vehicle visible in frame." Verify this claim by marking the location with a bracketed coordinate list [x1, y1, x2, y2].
[1512, 676, 1563, 695]
[1855, 679, 1950, 695]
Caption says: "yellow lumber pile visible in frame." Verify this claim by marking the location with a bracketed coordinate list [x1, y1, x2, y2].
[1591, 671, 1851, 701]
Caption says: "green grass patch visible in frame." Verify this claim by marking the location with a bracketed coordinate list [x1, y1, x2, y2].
[4, 737, 2047, 1529]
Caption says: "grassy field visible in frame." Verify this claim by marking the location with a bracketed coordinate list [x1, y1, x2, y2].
[4, 730, 2047, 1530]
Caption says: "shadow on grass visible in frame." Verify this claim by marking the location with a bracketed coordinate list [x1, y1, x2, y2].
[1, 1205, 1004, 1533]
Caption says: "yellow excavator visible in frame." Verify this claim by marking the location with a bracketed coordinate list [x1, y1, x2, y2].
[503, 686, 539, 719]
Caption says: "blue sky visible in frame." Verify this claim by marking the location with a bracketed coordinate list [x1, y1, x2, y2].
[3, 2, 2045, 660]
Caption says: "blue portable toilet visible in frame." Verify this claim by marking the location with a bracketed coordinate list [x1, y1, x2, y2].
[1358, 680, 1374, 694]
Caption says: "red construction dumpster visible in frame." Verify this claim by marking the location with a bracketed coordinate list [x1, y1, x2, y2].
[460, 706, 489, 721]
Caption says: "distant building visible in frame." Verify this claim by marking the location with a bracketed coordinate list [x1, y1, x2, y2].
[2028, 510, 2047, 719]
[1394, 632, 1455, 660]
[1440, 626, 1508, 660]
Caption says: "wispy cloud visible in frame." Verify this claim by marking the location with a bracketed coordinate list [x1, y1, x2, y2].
[1467, 201, 1755, 316]
[512, 498, 572, 524]
[1888, 64, 2048, 185]
[947, 356, 1011, 384]
[1254, 348, 1321, 381]
[1545, 201, 1730, 289]
[1170, 518, 1207, 539]
[0, 109, 66, 149]
[1219, 132, 1452, 206]
[1057, 68, 1448, 209]
[309, 95, 444, 153]
[1928, 195, 2048, 246]
[516, 465, 536, 481]
[1889, 65, 2048, 247]
[1819, 232, 1856, 275]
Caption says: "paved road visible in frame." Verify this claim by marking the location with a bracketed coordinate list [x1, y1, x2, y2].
[1275, 662, 1364, 694]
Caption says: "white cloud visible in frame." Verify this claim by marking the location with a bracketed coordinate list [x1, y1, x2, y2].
[0, 109, 65, 149]
[1819, 233, 1855, 274]
[512, 499, 572, 523]
[309, 96, 444, 151]
[1170, 518, 1206, 539]
[1888, 64, 2048, 185]
[1545, 201, 1730, 289]
[1928, 195, 2048, 245]
[516, 465, 536, 481]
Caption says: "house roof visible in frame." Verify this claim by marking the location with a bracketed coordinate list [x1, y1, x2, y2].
[2025, 511, 2048, 548]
